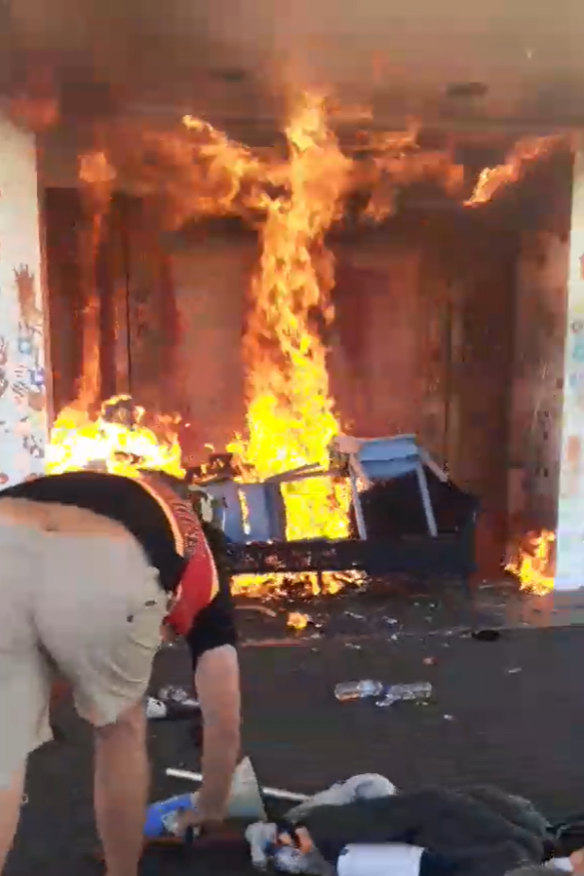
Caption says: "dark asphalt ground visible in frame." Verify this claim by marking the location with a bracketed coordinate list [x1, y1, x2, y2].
[6, 585, 584, 876]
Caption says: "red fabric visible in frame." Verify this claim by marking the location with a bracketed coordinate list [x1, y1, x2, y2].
[165, 527, 219, 636]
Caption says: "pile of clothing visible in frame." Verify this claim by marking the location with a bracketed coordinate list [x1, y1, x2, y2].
[246, 775, 578, 876]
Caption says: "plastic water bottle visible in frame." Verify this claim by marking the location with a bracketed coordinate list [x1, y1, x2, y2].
[375, 682, 433, 708]
[143, 792, 197, 837]
[334, 680, 384, 702]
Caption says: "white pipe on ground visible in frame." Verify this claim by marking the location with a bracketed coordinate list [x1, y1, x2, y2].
[165, 767, 309, 803]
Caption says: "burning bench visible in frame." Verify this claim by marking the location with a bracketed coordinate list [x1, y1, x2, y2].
[192, 434, 478, 586]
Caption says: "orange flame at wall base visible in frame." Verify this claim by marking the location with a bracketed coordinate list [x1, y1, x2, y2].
[505, 529, 556, 596]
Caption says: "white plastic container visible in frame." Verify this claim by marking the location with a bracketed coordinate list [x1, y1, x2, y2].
[337, 843, 424, 876]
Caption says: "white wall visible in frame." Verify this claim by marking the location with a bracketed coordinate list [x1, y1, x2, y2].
[556, 148, 584, 588]
[0, 114, 50, 486]
[508, 232, 568, 530]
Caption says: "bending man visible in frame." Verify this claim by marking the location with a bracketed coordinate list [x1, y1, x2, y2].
[0, 468, 240, 876]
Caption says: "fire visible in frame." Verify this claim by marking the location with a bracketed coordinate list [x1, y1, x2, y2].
[46, 395, 184, 480]
[287, 611, 310, 631]
[47, 95, 563, 602]
[228, 92, 351, 543]
[465, 136, 560, 206]
[505, 529, 556, 596]
[123, 115, 275, 229]
[76, 150, 116, 407]
[181, 114, 267, 215]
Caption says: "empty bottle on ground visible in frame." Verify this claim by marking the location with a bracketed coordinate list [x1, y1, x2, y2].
[334, 680, 384, 701]
[375, 682, 433, 708]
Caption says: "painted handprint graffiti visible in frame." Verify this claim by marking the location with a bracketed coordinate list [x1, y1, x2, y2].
[23, 433, 44, 459]
[0, 266, 48, 482]
[0, 336, 8, 399]
[14, 265, 42, 331]
[0, 123, 49, 486]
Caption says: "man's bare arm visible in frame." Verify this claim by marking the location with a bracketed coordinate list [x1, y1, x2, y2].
[194, 643, 241, 822]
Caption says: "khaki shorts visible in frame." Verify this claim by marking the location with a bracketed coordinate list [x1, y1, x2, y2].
[0, 498, 167, 786]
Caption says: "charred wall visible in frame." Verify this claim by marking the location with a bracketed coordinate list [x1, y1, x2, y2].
[502, 152, 572, 538]
[44, 188, 133, 413]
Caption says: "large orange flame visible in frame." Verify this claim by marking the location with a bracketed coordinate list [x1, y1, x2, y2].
[76, 150, 116, 407]
[505, 529, 555, 596]
[228, 92, 351, 543]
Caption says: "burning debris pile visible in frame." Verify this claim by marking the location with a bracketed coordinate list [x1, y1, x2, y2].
[226, 93, 351, 544]
[47, 394, 184, 479]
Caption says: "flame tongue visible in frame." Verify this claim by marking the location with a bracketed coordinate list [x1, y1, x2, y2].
[505, 529, 556, 596]
[465, 136, 560, 206]
[229, 93, 351, 543]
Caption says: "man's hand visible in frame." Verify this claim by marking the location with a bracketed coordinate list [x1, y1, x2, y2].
[175, 809, 228, 838]
[194, 644, 241, 823]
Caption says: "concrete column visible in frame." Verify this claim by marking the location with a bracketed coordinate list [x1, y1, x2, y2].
[0, 114, 50, 486]
[556, 146, 584, 589]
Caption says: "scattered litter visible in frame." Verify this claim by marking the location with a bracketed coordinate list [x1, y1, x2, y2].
[158, 685, 199, 708]
[246, 774, 397, 873]
[287, 612, 311, 631]
[271, 843, 313, 873]
[145, 686, 200, 720]
[375, 682, 433, 708]
[335, 680, 384, 701]
[443, 714, 455, 721]
[345, 643, 362, 650]
[383, 617, 399, 626]
[144, 791, 196, 837]
[287, 774, 396, 821]
[236, 604, 278, 618]
[145, 697, 167, 720]
[389, 633, 399, 642]
[507, 667, 522, 674]
[344, 611, 366, 621]
[424, 616, 433, 623]
[472, 628, 501, 642]
[244, 773, 552, 876]
[423, 657, 437, 666]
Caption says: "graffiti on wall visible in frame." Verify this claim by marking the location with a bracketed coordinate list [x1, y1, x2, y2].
[556, 162, 584, 589]
[0, 115, 49, 486]
[0, 265, 47, 484]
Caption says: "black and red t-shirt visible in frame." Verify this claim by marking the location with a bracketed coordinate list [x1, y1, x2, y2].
[0, 470, 237, 666]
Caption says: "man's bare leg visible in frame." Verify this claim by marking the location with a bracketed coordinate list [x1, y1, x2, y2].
[0, 767, 25, 873]
[94, 702, 147, 876]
